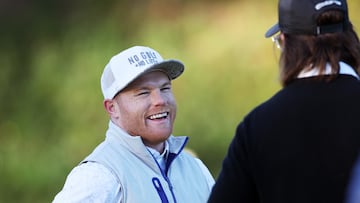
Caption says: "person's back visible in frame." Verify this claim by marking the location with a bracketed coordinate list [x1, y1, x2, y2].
[240, 74, 360, 202]
[208, 0, 360, 202]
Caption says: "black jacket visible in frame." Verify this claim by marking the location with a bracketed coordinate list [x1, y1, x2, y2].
[208, 75, 360, 203]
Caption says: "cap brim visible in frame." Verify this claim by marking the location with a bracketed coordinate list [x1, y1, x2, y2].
[265, 23, 280, 38]
[145, 60, 184, 80]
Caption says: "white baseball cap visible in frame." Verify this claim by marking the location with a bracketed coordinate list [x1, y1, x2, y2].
[101, 46, 185, 99]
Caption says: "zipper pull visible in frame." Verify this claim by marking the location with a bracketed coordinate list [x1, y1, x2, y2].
[152, 177, 169, 203]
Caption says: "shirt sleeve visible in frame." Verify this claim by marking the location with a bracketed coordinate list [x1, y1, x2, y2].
[52, 162, 121, 203]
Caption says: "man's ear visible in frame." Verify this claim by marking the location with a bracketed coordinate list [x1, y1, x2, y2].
[104, 99, 117, 117]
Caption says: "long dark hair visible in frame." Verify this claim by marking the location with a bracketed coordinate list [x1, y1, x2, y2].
[279, 10, 360, 86]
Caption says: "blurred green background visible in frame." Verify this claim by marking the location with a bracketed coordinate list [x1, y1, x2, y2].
[1, 0, 359, 202]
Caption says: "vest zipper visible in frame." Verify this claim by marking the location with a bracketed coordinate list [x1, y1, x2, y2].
[165, 176, 177, 203]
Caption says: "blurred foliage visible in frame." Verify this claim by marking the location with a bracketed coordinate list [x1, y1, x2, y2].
[1, 0, 359, 202]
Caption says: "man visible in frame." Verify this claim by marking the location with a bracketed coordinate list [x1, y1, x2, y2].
[208, 0, 360, 202]
[53, 46, 214, 202]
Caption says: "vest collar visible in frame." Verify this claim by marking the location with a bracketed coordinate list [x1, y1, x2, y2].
[105, 121, 188, 172]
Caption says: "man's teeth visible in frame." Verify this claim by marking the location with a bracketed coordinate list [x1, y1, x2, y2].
[149, 112, 168, 120]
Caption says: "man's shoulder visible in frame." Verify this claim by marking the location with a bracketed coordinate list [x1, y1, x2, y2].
[67, 162, 118, 186]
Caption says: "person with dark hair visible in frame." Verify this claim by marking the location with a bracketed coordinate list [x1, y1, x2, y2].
[208, 0, 360, 202]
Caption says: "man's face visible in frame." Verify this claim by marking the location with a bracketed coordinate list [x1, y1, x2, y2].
[113, 71, 177, 148]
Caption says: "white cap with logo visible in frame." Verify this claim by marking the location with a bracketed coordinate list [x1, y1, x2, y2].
[101, 46, 185, 99]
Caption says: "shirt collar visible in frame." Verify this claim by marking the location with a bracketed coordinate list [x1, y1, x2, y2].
[297, 62, 359, 80]
[146, 142, 169, 171]
[146, 141, 169, 159]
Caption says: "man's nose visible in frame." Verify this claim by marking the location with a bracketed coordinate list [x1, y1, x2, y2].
[151, 90, 166, 106]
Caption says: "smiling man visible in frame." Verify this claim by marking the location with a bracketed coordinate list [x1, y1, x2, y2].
[53, 46, 214, 203]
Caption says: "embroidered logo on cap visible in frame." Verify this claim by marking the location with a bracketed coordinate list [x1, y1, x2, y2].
[127, 51, 159, 68]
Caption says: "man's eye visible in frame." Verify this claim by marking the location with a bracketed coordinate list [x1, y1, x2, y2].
[161, 86, 171, 91]
[137, 91, 149, 96]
